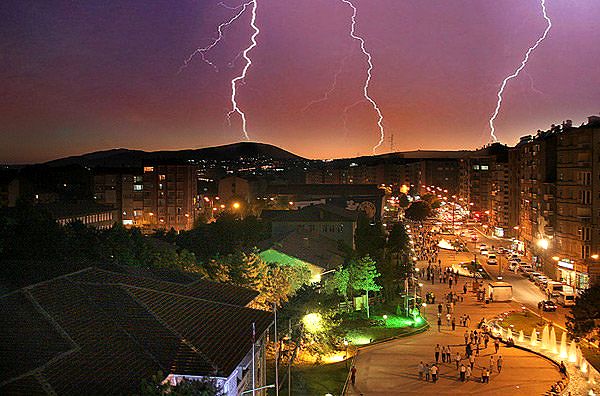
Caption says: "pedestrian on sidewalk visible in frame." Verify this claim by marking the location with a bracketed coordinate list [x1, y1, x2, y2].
[446, 313, 451, 326]
[431, 364, 438, 383]
[437, 317, 442, 332]
[497, 356, 503, 373]
[435, 344, 441, 363]
[449, 277, 453, 288]
[476, 342, 480, 356]
[438, 303, 442, 314]
[463, 283, 467, 294]
[489, 355, 495, 373]
[482, 368, 489, 383]
[469, 354, 475, 370]
[351, 365, 357, 386]
[464, 330, 469, 345]
[466, 315, 471, 328]
[452, 316, 456, 331]
[455, 352, 461, 370]
[419, 361, 425, 380]
[484, 334, 490, 348]
[465, 365, 472, 382]
[494, 339, 500, 354]
[460, 364, 466, 382]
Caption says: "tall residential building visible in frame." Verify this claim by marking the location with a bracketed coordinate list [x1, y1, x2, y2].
[141, 164, 198, 231]
[553, 118, 600, 288]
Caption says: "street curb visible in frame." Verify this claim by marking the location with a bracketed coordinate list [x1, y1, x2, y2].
[357, 322, 431, 349]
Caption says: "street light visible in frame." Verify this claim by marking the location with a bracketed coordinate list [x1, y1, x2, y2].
[537, 238, 549, 250]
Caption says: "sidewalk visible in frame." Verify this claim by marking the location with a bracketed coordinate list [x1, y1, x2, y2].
[346, 251, 562, 395]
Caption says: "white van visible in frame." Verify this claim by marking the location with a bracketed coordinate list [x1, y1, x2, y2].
[557, 291, 576, 307]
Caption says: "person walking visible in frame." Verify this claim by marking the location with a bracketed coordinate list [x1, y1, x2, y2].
[489, 355, 495, 373]
[452, 316, 456, 331]
[351, 365, 357, 386]
[425, 364, 431, 382]
[455, 352, 461, 370]
[463, 283, 468, 294]
[435, 344, 441, 363]
[464, 330, 469, 345]
[437, 317, 442, 332]
[449, 276, 453, 288]
[482, 368, 489, 383]
[419, 361, 425, 380]
[494, 338, 500, 354]
[460, 364, 466, 382]
[484, 334, 490, 348]
[446, 313, 451, 326]
[465, 365, 472, 382]
[431, 364, 439, 383]
[476, 341, 480, 356]
[438, 303, 443, 315]
[497, 356, 503, 373]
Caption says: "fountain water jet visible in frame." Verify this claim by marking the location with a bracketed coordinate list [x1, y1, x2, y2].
[550, 327, 557, 354]
[568, 340, 578, 363]
[507, 328, 513, 340]
[518, 330, 524, 343]
[541, 325, 549, 348]
[559, 332, 568, 359]
[530, 329, 538, 346]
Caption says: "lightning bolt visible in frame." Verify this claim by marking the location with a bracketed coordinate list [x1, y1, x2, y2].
[179, 1, 254, 74]
[228, 0, 259, 141]
[302, 53, 349, 113]
[488, 0, 552, 142]
[340, 0, 385, 154]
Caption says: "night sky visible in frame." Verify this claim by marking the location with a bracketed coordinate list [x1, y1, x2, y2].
[1, 0, 599, 163]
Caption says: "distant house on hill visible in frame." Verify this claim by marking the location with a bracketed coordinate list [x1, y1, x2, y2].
[0, 268, 272, 396]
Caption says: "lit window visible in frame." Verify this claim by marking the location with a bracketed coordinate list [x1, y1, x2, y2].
[133, 184, 143, 191]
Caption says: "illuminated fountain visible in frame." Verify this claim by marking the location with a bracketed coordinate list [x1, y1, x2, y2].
[559, 332, 568, 359]
[530, 329, 538, 346]
[581, 359, 588, 374]
[541, 325, 549, 348]
[550, 327, 557, 354]
[498, 327, 503, 338]
[507, 328, 513, 340]
[568, 340, 578, 363]
[518, 330, 524, 343]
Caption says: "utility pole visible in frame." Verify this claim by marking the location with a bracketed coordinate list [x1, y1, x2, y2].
[274, 305, 279, 396]
[288, 319, 291, 396]
[252, 322, 256, 396]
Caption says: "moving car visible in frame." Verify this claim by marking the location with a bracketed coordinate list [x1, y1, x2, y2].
[471, 235, 478, 242]
[538, 300, 557, 312]
[529, 272, 541, 282]
[487, 254, 497, 265]
[546, 281, 564, 297]
[480, 249, 489, 256]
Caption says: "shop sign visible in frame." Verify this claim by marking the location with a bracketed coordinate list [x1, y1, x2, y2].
[558, 260, 574, 270]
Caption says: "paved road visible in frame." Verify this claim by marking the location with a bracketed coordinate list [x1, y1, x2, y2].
[463, 230, 568, 328]
[347, 266, 563, 395]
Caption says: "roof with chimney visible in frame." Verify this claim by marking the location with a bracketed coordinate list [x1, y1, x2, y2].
[0, 268, 272, 395]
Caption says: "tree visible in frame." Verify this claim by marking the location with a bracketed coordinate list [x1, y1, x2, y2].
[387, 223, 409, 253]
[324, 266, 350, 300]
[398, 194, 410, 209]
[139, 371, 222, 396]
[349, 256, 381, 318]
[567, 285, 600, 340]
[404, 201, 432, 223]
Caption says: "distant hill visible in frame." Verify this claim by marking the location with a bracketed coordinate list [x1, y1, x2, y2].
[44, 142, 305, 168]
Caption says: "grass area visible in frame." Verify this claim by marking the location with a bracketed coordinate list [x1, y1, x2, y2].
[498, 312, 546, 336]
[267, 360, 348, 396]
[581, 345, 600, 373]
[341, 310, 425, 345]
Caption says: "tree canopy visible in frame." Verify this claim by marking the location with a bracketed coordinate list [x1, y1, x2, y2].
[404, 201, 432, 223]
[567, 285, 600, 340]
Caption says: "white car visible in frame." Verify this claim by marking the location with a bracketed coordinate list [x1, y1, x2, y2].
[487, 254, 498, 265]
[480, 249, 489, 256]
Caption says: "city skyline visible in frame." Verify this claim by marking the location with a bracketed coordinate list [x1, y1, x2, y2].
[2, 0, 600, 163]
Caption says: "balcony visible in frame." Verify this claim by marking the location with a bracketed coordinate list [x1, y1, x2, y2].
[576, 206, 592, 219]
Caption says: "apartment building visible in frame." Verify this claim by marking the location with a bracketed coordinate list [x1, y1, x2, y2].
[141, 164, 198, 231]
[553, 118, 600, 288]
[94, 168, 144, 226]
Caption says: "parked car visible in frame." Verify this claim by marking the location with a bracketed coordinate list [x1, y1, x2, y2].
[537, 277, 549, 288]
[538, 300, 557, 312]
[557, 291, 576, 307]
[519, 264, 533, 272]
[529, 272, 541, 281]
[521, 268, 534, 277]
[546, 281, 564, 298]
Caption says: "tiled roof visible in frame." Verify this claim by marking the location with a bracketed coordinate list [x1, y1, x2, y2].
[0, 269, 273, 395]
[67, 267, 258, 307]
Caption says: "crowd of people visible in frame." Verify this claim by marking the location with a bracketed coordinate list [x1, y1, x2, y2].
[413, 223, 507, 385]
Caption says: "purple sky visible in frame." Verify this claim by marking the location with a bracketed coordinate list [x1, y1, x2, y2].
[1, 0, 599, 162]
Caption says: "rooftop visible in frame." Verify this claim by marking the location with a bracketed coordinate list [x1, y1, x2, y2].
[0, 268, 272, 395]
[262, 204, 359, 223]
